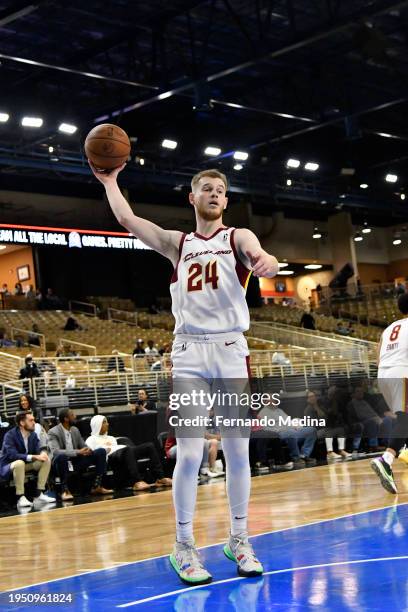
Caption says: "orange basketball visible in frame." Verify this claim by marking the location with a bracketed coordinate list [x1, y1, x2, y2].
[84, 123, 131, 170]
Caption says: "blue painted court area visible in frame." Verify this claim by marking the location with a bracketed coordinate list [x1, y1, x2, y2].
[3, 503, 408, 611]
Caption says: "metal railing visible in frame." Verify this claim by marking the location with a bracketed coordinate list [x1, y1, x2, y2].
[0, 351, 22, 382]
[68, 300, 97, 317]
[0, 358, 378, 419]
[59, 338, 97, 356]
[10, 326, 46, 355]
[0, 378, 30, 415]
[107, 308, 139, 326]
[320, 281, 405, 303]
[248, 322, 376, 362]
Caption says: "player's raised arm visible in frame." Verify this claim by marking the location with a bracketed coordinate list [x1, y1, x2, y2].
[234, 228, 279, 278]
[89, 161, 182, 264]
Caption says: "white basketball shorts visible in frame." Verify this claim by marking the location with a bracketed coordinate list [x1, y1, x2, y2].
[378, 366, 408, 414]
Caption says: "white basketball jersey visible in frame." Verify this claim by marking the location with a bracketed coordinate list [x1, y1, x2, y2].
[379, 317, 408, 367]
[170, 227, 251, 334]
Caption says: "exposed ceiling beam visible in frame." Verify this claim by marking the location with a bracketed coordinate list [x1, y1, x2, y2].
[0, 53, 159, 91]
[0, 1, 44, 27]
[98, 0, 408, 118]
[0, 154, 405, 216]
[251, 96, 408, 147]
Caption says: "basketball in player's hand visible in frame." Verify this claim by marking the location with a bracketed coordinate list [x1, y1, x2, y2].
[85, 124, 131, 171]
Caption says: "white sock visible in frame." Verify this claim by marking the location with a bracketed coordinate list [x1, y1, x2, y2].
[338, 438, 346, 451]
[383, 451, 395, 466]
[173, 437, 204, 543]
[222, 437, 250, 536]
[325, 438, 333, 452]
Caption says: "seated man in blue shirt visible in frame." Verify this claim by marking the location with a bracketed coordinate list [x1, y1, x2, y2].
[0, 411, 55, 509]
[255, 398, 317, 467]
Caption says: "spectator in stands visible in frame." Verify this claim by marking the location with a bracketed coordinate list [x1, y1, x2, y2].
[150, 360, 163, 371]
[14, 335, 24, 348]
[25, 284, 36, 299]
[86, 415, 172, 490]
[396, 282, 405, 295]
[133, 338, 145, 355]
[145, 340, 159, 356]
[324, 385, 363, 454]
[130, 389, 156, 414]
[45, 287, 62, 309]
[271, 351, 291, 368]
[18, 395, 47, 448]
[63, 316, 82, 331]
[19, 355, 40, 380]
[28, 323, 41, 346]
[64, 375, 76, 389]
[55, 341, 66, 358]
[18, 394, 38, 419]
[0, 283, 10, 295]
[48, 408, 113, 501]
[165, 436, 222, 478]
[0, 412, 55, 509]
[159, 343, 170, 356]
[14, 282, 23, 296]
[0, 332, 15, 347]
[304, 390, 351, 460]
[256, 397, 317, 467]
[300, 309, 316, 330]
[56, 343, 79, 358]
[148, 303, 160, 314]
[335, 321, 349, 335]
[107, 349, 126, 373]
[347, 385, 395, 452]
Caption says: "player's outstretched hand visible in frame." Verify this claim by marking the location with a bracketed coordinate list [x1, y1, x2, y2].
[88, 160, 126, 184]
[246, 250, 279, 278]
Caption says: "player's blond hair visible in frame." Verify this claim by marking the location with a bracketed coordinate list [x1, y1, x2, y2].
[191, 169, 228, 192]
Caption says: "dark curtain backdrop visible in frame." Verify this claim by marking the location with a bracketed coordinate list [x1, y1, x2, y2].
[35, 246, 261, 308]
[35, 246, 173, 307]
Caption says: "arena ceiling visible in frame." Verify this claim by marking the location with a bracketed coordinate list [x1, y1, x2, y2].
[1, 0, 408, 226]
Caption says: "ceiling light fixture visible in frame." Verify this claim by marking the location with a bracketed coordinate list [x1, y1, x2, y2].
[393, 231, 402, 245]
[58, 123, 77, 134]
[162, 139, 178, 149]
[233, 151, 248, 161]
[21, 116, 43, 127]
[287, 158, 300, 168]
[204, 146, 221, 156]
[305, 162, 319, 171]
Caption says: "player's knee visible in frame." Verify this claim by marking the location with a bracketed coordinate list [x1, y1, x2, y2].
[178, 449, 203, 471]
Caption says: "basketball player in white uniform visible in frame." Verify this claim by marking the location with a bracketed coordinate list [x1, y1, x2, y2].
[89, 162, 279, 585]
[371, 293, 408, 494]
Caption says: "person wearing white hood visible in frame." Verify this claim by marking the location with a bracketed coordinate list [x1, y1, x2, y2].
[86, 415, 172, 491]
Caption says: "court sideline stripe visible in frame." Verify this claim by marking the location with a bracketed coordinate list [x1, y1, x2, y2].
[117, 555, 408, 607]
[2, 499, 405, 593]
